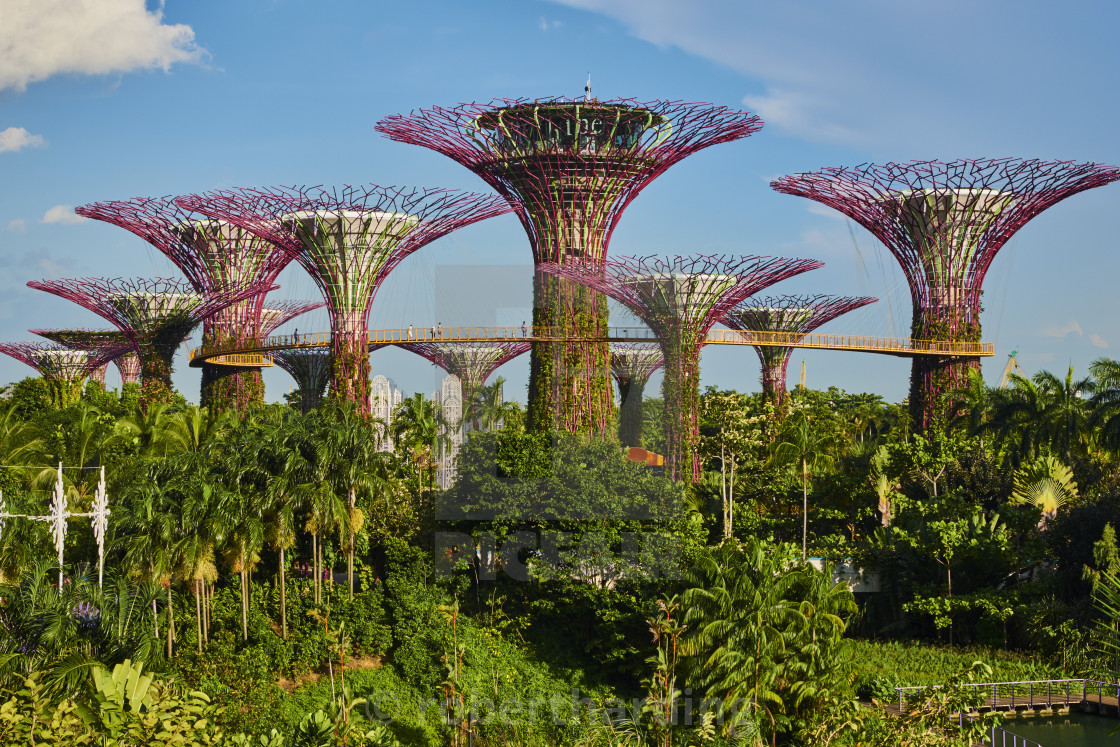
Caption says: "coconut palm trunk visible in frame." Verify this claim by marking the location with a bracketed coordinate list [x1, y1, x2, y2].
[279, 546, 288, 639]
[195, 583, 203, 654]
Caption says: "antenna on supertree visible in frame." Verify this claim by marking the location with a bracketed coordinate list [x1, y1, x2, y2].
[377, 97, 764, 435]
[723, 294, 877, 407]
[610, 342, 663, 447]
[273, 348, 331, 414]
[771, 158, 1120, 431]
[180, 185, 511, 413]
[397, 341, 531, 419]
[543, 254, 821, 481]
[77, 196, 299, 413]
[32, 328, 135, 390]
[0, 341, 127, 407]
[27, 277, 275, 409]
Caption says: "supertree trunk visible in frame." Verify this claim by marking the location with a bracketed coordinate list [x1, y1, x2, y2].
[759, 351, 792, 404]
[331, 310, 370, 407]
[527, 272, 612, 433]
[140, 337, 178, 408]
[617, 377, 646, 446]
[662, 335, 702, 482]
[909, 302, 981, 430]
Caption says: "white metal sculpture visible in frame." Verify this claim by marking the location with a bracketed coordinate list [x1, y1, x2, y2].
[0, 464, 110, 592]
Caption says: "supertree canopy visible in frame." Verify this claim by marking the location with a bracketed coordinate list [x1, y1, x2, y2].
[723, 294, 877, 406]
[377, 97, 763, 434]
[115, 353, 141, 386]
[610, 342, 664, 447]
[259, 299, 324, 338]
[27, 277, 274, 408]
[543, 254, 821, 481]
[397, 341, 531, 412]
[76, 196, 299, 413]
[273, 348, 331, 414]
[0, 341, 126, 407]
[771, 158, 1120, 430]
[180, 185, 511, 413]
[32, 328, 133, 389]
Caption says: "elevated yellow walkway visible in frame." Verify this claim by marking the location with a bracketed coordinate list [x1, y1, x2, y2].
[189, 326, 994, 368]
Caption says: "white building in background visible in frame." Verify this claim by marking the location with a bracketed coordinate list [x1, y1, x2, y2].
[434, 373, 464, 489]
[370, 374, 403, 452]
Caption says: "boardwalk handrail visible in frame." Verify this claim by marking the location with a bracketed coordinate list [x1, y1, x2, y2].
[896, 677, 1120, 715]
[188, 325, 996, 367]
[955, 712, 1042, 747]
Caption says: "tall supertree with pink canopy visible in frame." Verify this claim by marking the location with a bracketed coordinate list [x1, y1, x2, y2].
[771, 158, 1120, 430]
[27, 277, 273, 409]
[610, 342, 663, 447]
[75, 196, 301, 413]
[273, 348, 331, 414]
[723, 294, 877, 407]
[180, 185, 510, 413]
[397, 340, 531, 415]
[0, 340, 128, 407]
[377, 96, 763, 434]
[543, 254, 821, 481]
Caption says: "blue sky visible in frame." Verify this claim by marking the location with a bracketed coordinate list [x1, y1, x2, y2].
[1, 0, 1118, 405]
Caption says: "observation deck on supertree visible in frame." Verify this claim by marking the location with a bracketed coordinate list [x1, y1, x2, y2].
[180, 185, 511, 413]
[0, 341, 127, 407]
[723, 294, 877, 406]
[610, 342, 664, 447]
[273, 348, 331, 414]
[76, 197, 300, 413]
[543, 254, 821, 481]
[770, 158, 1120, 431]
[397, 341, 532, 413]
[376, 96, 763, 435]
[27, 277, 274, 409]
[32, 328, 134, 388]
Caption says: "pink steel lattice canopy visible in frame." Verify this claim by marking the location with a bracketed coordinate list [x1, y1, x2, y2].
[76, 196, 299, 412]
[397, 341, 532, 408]
[723, 294, 877, 405]
[377, 97, 764, 434]
[0, 341, 128, 407]
[771, 158, 1120, 430]
[32, 328, 133, 389]
[542, 254, 821, 481]
[27, 277, 275, 408]
[179, 185, 511, 414]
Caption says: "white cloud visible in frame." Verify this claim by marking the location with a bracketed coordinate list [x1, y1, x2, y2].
[0, 0, 207, 92]
[5, 220, 27, 234]
[0, 127, 46, 154]
[41, 205, 85, 225]
[539, 17, 563, 31]
[1090, 333, 1109, 349]
[1040, 320, 1083, 338]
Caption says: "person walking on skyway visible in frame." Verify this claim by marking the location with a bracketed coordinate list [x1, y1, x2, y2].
[522, 320, 527, 337]
[437, 322, 443, 338]
[408, 324, 414, 340]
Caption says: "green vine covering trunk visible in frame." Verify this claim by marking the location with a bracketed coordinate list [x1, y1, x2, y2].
[526, 273, 613, 435]
[200, 329, 265, 415]
[331, 336, 370, 411]
[661, 333, 701, 482]
[138, 340, 177, 411]
[910, 306, 982, 433]
[617, 377, 645, 446]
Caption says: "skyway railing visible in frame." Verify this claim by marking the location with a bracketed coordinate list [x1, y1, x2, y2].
[189, 325, 995, 367]
[896, 678, 1120, 714]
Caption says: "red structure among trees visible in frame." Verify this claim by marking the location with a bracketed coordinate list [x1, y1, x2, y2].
[543, 254, 821, 481]
[32, 329, 133, 390]
[377, 97, 763, 434]
[723, 294, 876, 406]
[27, 277, 272, 408]
[771, 158, 1120, 430]
[76, 197, 300, 413]
[180, 185, 510, 413]
[610, 342, 663, 447]
[0, 341, 126, 407]
[397, 341, 531, 409]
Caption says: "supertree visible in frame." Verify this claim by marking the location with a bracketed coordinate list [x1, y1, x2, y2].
[76, 197, 300, 413]
[115, 353, 141, 386]
[723, 294, 877, 407]
[0, 341, 127, 407]
[259, 299, 324, 338]
[180, 185, 511, 413]
[27, 277, 274, 409]
[610, 343, 663, 447]
[273, 348, 331, 414]
[397, 341, 531, 418]
[543, 254, 821, 481]
[32, 328, 134, 390]
[377, 96, 764, 434]
[771, 158, 1120, 430]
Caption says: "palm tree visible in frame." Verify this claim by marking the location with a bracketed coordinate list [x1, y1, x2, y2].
[1090, 357, 1120, 456]
[392, 393, 449, 492]
[986, 373, 1046, 466]
[771, 411, 834, 560]
[1035, 365, 1094, 465]
[467, 377, 517, 432]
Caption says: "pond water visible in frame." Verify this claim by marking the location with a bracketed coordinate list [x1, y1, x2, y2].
[1001, 713, 1120, 745]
